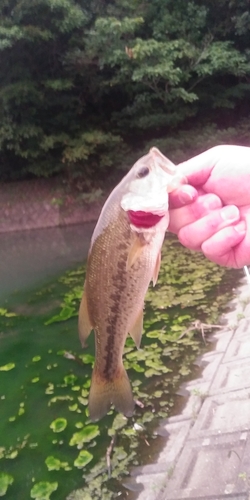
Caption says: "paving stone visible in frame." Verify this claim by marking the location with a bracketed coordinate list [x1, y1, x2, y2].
[237, 432, 250, 487]
[244, 302, 250, 318]
[201, 352, 224, 381]
[155, 419, 192, 464]
[128, 472, 170, 500]
[211, 330, 234, 352]
[233, 318, 250, 337]
[131, 280, 250, 500]
[223, 332, 250, 362]
[190, 389, 250, 438]
[158, 494, 249, 500]
[209, 357, 250, 395]
[159, 432, 248, 499]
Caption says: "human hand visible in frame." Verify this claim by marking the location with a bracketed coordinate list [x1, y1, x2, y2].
[168, 145, 250, 268]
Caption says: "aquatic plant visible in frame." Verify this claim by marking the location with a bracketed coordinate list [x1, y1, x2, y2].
[0, 236, 239, 499]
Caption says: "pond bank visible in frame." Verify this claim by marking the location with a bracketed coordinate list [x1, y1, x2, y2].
[130, 279, 250, 500]
[0, 177, 107, 233]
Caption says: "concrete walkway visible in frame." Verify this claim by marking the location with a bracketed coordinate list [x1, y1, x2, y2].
[132, 279, 250, 500]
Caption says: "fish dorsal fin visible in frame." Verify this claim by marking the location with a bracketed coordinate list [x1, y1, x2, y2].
[78, 289, 93, 347]
[150, 147, 176, 174]
[129, 307, 144, 348]
[152, 251, 161, 286]
[126, 234, 146, 270]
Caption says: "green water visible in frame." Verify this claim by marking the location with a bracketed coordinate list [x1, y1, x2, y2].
[0, 237, 240, 500]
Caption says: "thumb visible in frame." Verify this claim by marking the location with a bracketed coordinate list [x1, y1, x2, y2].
[177, 147, 219, 186]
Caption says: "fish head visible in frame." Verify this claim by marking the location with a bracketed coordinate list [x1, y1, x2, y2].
[121, 147, 185, 229]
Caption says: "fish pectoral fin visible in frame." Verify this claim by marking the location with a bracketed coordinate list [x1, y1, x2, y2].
[152, 251, 161, 286]
[126, 234, 145, 270]
[129, 307, 144, 348]
[78, 289, 93, 347]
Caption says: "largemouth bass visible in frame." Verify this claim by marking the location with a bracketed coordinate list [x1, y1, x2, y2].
[79, 147, 184, 421]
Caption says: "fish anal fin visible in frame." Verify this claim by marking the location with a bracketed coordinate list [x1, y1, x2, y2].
[88, 365, 135, 422]
[129, 307, 144, 348]
[126, 234, 145, 270]
[78, 289, 92, 347]
[152, 251, 161, 286]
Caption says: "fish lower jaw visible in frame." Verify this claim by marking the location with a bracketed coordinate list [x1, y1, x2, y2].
[127, 210, 164, 229]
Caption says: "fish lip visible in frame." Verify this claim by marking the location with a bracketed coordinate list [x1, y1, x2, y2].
[127, 210, 164, 228]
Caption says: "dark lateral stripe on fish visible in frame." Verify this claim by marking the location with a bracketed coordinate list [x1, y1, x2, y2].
[103, 256, 127, 380]
[128, 210, 163, 228]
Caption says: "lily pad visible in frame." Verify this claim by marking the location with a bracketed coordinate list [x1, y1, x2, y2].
[0, 363, 15, 372]
[32, 356, 41, 362]
[130, 363, 144, 373]
[45, 305, 75, 325]
[30, 481, 58, 499]
[68, 403, 78, 412]
[48, 395, 73, 406]
[64, 374, 77, 385]
[31, 377, 39, 383]
[45, 383, 54, 395]
[78, 353, 95, 364]
[75, 422, 83, 429]
[45, 456, 70, 471]
[74, 450, 93, 469]
[5, 450, 18, 459]
[69, 425, 100, 448]
[0, 308, 17, 318]
[0, 472, 14, 496]
[50, 418, 67, 433]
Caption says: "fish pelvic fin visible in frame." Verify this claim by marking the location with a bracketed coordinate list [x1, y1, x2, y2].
[78, 289, 92, 347]
[126, 233, 146, 270]
[129, 307, 144, 348]
[88, 365, 135, 421]
[152, 250, 161, 286]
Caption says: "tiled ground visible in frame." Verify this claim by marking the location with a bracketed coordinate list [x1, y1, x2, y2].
[132, 281, 250, 500]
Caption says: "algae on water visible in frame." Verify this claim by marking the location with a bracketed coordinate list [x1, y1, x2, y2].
[0, 236, 239, 499]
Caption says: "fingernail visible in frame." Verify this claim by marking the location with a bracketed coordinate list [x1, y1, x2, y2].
[179, 191, 195, 204]
[234, 220, 247, 235]
[203, 194, 221, 210]
[221, 206, 239, 222]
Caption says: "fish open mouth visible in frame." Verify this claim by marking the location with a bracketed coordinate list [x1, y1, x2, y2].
[127, 210, 163, 228]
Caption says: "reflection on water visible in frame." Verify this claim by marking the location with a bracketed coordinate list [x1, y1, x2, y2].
[0, 222, 95, 302]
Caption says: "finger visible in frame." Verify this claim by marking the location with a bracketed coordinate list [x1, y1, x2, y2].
[178, 205, 240, 251]
[201, 221, 247, 268]
[177, 145, 250, 191]
[169, 185, 198, 208]
[168, 193, 222, 234]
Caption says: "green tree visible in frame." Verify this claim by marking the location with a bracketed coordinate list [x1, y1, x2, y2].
[0, 0, 250, 181]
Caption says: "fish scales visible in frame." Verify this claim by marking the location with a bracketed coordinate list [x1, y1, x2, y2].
[78, 147, 185, 421]
[85, 209, 164, 381]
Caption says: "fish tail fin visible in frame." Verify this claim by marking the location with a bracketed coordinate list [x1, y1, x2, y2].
[88, 365, 135, 421]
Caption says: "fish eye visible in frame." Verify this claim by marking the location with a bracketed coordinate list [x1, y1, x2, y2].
[136, 167, 150, 178]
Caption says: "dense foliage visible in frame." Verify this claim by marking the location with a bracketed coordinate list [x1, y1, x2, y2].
[1, 0, 250, 181]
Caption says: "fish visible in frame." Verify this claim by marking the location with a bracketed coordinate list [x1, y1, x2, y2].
[78, 147, 184, 421]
